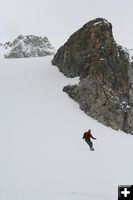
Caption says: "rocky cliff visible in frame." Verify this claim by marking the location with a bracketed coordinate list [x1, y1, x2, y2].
[52, 18, 133, 134]
[1, 35, 55, 58]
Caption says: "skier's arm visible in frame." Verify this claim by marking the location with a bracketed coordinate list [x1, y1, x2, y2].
[90, 134, 96, 140]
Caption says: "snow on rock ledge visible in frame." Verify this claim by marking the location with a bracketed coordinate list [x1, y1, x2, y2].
[1, 35, 56, 58]
[128, 49, 133, 62]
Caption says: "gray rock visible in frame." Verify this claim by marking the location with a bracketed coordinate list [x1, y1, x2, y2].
[52, 18, 133, 134]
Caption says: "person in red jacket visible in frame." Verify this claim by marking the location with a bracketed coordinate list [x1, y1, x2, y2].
[83, 129, 96, 150]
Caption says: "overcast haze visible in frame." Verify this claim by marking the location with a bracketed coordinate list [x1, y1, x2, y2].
[0, 0, 133, 49]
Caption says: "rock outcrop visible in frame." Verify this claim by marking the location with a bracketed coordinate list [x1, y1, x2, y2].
[2, 35, 55, 58]
[52, 18, 133, 134]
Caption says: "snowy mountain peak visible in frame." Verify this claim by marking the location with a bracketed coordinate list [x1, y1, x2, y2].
[0, 35, 56, 58]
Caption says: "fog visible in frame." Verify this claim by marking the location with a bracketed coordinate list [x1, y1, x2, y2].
[0, 0, 133, 49]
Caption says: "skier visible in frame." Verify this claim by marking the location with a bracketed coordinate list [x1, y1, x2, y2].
[83, 129, 96, 151]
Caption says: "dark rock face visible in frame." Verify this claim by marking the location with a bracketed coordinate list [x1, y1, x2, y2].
[52, 18, 133, 134]
[5, 35, 55, 58]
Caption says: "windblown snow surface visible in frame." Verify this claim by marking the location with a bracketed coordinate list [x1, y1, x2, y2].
[0, 56, 133, 200]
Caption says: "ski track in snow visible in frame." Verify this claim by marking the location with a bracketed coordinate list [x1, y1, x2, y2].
[0, 56, 133, 200]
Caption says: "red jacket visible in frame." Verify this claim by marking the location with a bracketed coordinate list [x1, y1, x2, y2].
[83, 130, 96, 140]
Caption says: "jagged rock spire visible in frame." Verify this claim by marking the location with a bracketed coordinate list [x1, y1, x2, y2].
[52, 18, 133, 134]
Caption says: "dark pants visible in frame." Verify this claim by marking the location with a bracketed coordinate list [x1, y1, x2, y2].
[85, 139, 93, 149]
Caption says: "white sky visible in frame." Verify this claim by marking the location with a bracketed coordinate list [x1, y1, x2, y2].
[0, 0, 133, 49]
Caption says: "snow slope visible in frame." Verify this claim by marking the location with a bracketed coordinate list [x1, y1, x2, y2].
[0, 44, 11, 58]
[0, 57, 133, 200]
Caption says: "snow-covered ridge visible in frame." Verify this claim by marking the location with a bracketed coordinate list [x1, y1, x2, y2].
[0, 42, 12, 58]
[116, 45, 133, 62]
[0, 35, 56, 58]
[128, 49, 133, 62]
